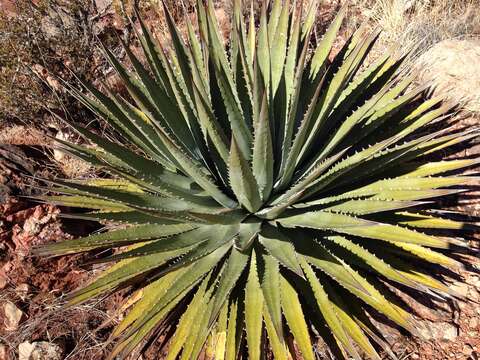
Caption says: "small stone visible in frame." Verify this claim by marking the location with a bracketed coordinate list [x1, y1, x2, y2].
[18, 342, 62, 360]
[418, 320, 459, 341]
[0, 343, 10, 360]
[443, 325, 459, 341]
[18, 343, 34, 360]
[471, 276, 480, 291]
[15, 284, 29, 301]
[469, 288, 480, 302]
[40, 17, 62, 39]
[40, 7, 74, 41]
[469, 317, 479, 329]
[403, 0, 414, 11]
[23, 218, 41, 236]
[2, 301, 24, 331]
[0, 274, 7, 290]
[450, 282, 469, 298]
[463, 344, 474, 356]
[52, 131, 69, 162]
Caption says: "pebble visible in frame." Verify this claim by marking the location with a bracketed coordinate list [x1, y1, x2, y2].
[450, 282, 470, 298]
[417, 320, 459, 341]
[18, 342, 62, 360]
[0, 343, 9, 360]
[0, 275, 7, 290]
[15, 284, 29, 301]
[2, 301, 24, 331]
[463, 344, 474, 357]
[469, 317, 479, 328]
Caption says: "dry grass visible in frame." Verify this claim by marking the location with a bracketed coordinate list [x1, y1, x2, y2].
[344, 0, 480, 58]
[0, 290, 117, 360]
[0, 125, 49, 146]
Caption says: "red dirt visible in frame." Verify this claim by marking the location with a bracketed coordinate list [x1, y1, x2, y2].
[0, 197, 119, 360]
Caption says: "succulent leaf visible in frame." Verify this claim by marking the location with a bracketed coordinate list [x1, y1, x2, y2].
[35, 1, 479, 358]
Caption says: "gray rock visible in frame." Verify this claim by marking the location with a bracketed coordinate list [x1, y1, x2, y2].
[417, 39, 480, 113]
[418, 320, 459, 341]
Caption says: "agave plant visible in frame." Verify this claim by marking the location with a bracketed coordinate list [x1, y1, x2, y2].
[34, 0, 479, 359]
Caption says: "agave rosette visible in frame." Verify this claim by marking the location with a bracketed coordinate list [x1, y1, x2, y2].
[35, 0, 479, 359]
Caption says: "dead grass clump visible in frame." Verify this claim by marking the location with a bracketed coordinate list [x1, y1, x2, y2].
[344, 0, 480, 58]
[0, 292, 117, 360]
[0, 125, 49, 146]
